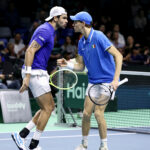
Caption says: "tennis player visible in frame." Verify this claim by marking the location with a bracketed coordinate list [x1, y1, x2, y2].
[57, 12, 123, 150]
[11, 6, 68, 150]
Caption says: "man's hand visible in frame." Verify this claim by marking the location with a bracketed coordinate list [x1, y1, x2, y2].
[19, 75, 30, 93]
[57, 58, 68, 67]
[111, 80, 119, 91]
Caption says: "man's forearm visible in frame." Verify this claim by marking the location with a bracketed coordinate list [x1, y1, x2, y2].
[25, 49, 35, 67]
[113, 54, 123, 81]
[67, 60, 85, 71]
[73, 63, 85, 71]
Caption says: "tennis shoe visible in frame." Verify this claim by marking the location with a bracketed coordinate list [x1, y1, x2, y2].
[11, 132, 26, 150]
[99, 143, 109, 150]
[75, 144, 87, 150]
[99, 147, 109, 150]
[75, 140, 88, 150]
[29, 146, 42, 150]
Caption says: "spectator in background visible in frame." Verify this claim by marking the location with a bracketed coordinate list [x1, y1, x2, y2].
[133, 9, 147, 32]
[124, 35, 135, 58]
[61, 36, 77, 60]
[129, 43, 144, 65]
[99, 24, 106, 33]
[0, 43, 21, 89]
[10, 33, 26, 59]
[112, 31, 125, 49]
[6, 42, 17, 61]
[106, 31, 112, 41]
[113, 24, 126, 47]
[126, 35, 135, 50]
[99, 16, 112, 30]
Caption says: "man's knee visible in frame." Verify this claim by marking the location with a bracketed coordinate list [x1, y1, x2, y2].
[83, 110, 91, 121]
[94, 111, 104, 120]
[43, 104, 55, 115]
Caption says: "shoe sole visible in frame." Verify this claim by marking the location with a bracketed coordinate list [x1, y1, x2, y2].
[11, 134, 24, 150]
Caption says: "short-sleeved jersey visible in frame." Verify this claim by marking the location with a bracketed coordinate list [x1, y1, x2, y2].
[78, 28, 115, 84]
[24, 22, 55, 70]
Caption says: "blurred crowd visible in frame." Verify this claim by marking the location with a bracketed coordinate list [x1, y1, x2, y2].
[0, 0, 150, 90]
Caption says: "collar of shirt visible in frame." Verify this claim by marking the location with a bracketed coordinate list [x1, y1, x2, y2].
[83, 28, 94, 44]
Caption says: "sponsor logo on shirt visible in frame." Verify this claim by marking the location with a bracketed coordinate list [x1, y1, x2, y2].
[39, 36, 45, 41]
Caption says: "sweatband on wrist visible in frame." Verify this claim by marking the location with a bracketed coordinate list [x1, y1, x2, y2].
[25, 66, 32, 74]
[67, 62, 74, 70]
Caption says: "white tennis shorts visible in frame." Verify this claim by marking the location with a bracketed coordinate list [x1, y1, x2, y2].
[22, 69, 51, 98]
[85, 83, 112, 96]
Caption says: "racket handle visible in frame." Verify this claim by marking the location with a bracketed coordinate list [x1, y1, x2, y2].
[111, 78, 128, 100]
[118, 78, 128, 86]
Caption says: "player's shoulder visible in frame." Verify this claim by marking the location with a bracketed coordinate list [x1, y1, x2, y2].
[36, 22, 52, 34]
[94, 30, 104, 37]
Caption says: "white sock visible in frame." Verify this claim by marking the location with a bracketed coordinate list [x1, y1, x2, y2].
[101, 138, 108, 147]
[101, 138, 107, 143]
[82, 136, 88, 147]
[82, 136, 88, 141]
[26, 120, 36, 131]
[33, 129, 43, 141]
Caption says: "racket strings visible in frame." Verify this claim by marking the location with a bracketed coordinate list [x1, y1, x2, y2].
[50, 70, 77, 89]
[63, 72, 77, 88]
[89, 84, 112, 105]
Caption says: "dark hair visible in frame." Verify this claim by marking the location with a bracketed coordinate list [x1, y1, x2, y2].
[47, 15, 61, 22]
[85, 22, 93, 28]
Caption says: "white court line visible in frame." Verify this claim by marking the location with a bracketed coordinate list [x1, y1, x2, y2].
[0, 133, 136, 141]
[0, 128, 81, 134]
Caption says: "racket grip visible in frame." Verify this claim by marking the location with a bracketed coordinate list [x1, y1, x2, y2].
[111, 91, 116, 100]
[111, 78, 128, 100]
[118, 78, 128, 86]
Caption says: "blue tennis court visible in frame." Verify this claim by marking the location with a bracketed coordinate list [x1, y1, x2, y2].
[0, 128, 150, 150]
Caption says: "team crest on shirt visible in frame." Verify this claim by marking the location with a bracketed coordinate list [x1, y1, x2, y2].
[92, 44, 96, 48]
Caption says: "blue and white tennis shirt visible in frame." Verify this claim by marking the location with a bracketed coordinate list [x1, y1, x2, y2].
[78, 28, 115, 84]
[23, 22, 55, 71]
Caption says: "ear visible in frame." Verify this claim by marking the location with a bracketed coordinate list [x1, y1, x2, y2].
[82, 21, 86, 26]
[53, 16, 58, 22]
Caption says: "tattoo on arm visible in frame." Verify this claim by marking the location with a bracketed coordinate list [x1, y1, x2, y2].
[30, 41, 41, 49]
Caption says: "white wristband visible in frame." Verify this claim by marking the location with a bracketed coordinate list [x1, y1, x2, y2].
[67, 62, 74, 70]
[25, 66, 32, 74]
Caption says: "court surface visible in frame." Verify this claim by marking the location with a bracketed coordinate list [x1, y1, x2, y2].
[0, 128, 150, 150]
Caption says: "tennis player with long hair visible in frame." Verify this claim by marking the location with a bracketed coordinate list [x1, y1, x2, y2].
[11, 6, 68, 150]
[57, 12, 123, 150]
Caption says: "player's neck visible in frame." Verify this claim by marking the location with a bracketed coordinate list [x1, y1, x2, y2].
[82, 27, 92, 39]
[49, 22, 57, 30]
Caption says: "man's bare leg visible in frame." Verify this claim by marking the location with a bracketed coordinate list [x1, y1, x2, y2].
[81, 96, 94, 148]
[28, 92, 55, 149]
[95, 104, 108, 149]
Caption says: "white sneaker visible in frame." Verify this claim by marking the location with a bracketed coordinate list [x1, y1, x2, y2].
[29, 146, 42, 150]
[99, 143, 109, 150]
[11, 132, 26, 150]
[75, 140, 88, 150]
[75, 144, 87, 150]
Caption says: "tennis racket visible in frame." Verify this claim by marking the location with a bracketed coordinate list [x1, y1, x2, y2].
[88, 78, 128, 105]
[49, 68, 78, 90]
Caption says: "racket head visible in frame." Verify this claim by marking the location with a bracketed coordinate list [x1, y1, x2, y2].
[49, 68, 78, 90]
[88, 84, 112, 105]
